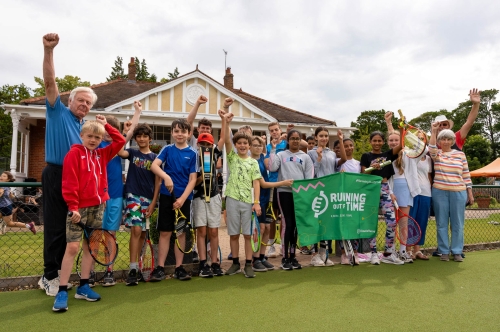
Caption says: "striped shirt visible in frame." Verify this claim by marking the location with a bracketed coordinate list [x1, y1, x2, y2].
[428, 145, 471, 191]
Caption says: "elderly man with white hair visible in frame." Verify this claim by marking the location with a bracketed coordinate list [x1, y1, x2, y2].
[38, 33, 98, 296]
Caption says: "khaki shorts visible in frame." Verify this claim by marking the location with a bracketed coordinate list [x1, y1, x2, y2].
[66, 204, 105, 243]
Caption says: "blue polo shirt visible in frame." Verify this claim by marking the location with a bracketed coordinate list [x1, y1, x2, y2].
[265, 139, 287, 182]
[156, 144, 197, 199]
[99, 141, 123, 199]
[45, 96, 83, 165]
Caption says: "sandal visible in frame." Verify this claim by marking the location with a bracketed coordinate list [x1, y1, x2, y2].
[415, 251, 429, 260]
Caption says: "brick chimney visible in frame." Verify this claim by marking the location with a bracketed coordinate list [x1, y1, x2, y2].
[128, 57, 136, 81]
[223, 67, 234, 89]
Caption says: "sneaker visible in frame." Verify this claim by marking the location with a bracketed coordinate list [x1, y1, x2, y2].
[211, 263, 224, 276]
[381, 253, 404, 265]
[341, 253, 350, 265]
[1, 220, 6, 234]
[300, 246, 312, 255]
[440, 254, 450, 262]
[150, 266, 166, 282]
[291, 258, 302, 269]
[88, 271, 96, 288]
[192, 251, 200, 263]
[75, 284, 101, 301]
[267, 245, 278, 258]
[280, 258, 293, 270]
[225, 263, 241, 275]
[27, 222, 37, 234]
[261, 258, 275, 271]
[252, 260, 268, 272]
[310, 254, 326, 267]
[454, 254, 464, 262]
[174, 266, 191, 280]
[52, 291, 68, 312]
[370, 252, 380, 265]
[138, 271, 145, 282]
[199, 264, 213, 278]
[102, 271, 116, 287]
[399, 251, 413, 264]
[320, 254, 334, 266]
[39, 275, 59, 296]
[67, 283, 73, 291]
[227, 253, 233, 260]
[126, 269, 139, 285]
[243, 263, 255, 278]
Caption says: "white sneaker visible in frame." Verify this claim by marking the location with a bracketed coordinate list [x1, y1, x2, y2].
[310, 254, 326, 267]
[399, 251, 413, 264]
[370, 252, 380, 265]
[38, 276, 60, 296]
[1, 220, 6, 234]
[381, 253, 405, 265]
[267, 245, 277, 258]
[320, 253, 334, 266]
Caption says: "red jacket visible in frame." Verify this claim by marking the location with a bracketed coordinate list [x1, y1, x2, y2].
[62, 124, 126, 211]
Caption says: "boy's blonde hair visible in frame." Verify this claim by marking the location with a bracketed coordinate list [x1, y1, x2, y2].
[81, 120, 105, 136]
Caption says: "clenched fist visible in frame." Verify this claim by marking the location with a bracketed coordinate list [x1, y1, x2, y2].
[43, 33, 59, 49]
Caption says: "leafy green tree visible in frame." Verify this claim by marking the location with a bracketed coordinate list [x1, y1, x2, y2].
[350, 110, 397, 151]
[160, 67, 180, 83]
[33, 75, 90, 97]
[409, 110, 451, 134]
[462, 134, 492, 168]
[107, 56, 127, 81]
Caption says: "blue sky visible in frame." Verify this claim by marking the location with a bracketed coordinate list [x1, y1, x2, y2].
[2, 0, 499, 126]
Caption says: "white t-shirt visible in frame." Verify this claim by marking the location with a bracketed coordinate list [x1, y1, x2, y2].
[417, 155, 432, 197]
[392, 160, 405, 180]
[338, 159, 361, 173]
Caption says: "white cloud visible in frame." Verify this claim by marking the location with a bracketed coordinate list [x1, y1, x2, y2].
[2, 0, 500, 126]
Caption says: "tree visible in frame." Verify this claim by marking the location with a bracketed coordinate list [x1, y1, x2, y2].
[33, 75, 91, 97]
[350, 110, 398, 152]
[133, 57, 158, 82]
[462, 134, 492, 169]
[160, 67, 180, 83]
[107, 56, 127, 81]
[0, 84, 33, 160]
[409, 110, 451, 134]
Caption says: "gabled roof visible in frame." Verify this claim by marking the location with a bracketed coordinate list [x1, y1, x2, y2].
[19, 67, 336, 125]
[20, 80, 162, 109]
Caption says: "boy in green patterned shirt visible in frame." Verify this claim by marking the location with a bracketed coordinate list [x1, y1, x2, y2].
[223, 112, 262, 278]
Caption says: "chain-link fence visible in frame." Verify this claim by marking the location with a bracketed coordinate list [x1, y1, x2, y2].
[1, 183, 500, 290]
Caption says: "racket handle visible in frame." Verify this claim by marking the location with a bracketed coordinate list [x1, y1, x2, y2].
[393, 201, 399, 210]
[398, 109, 404, 118]
[365, 160, 392, 172]
[68, 211, 73, 217]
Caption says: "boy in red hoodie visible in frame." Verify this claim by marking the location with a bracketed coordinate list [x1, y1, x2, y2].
[52, 114, 125, 312]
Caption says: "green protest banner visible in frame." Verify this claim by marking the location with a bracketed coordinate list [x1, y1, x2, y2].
[291, 172, 382, 245]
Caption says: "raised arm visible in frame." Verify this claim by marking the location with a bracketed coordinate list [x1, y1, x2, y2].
[385, 111, 395, 133]
[224, 112, 234, 152]
[42, 33, 60, 106]
[123, 101, 143, 143]
[335, 130, 348, 166]
[186, 95, 208, 137]
[458, 88, 481, 139]
[216, 109, 227, 151]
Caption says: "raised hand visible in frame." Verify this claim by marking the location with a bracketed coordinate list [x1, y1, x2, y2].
[469, 88, 481, 105]
[197, 95, 208, 104]
[287, 124, 295, 132]
[123, 120, 132, 134]
[431, 121, 440, 132]
[218, 109, 226, 118]
[133, 100, 142, 112]
[43, 33, 59, 49]
[316, 146, 323, 162]
[384, 111, 393, 123]
[224, 112, 234, 123]
[95, 114, 107, 125]
[271, 137, 279, 149]
[223, 97, 234, 108]
[337, 129, 344, 141]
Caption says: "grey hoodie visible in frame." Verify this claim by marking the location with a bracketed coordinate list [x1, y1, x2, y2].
[307, 146, 338, 178]
[269, 149, 314, 193]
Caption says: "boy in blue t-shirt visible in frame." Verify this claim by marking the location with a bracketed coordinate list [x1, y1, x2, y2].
[150, 119, 198, 281]
[118, 119, 160, 286]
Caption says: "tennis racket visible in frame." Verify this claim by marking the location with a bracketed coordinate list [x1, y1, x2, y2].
[206, 240, 223, 266]
[139, 217, 154, 282]
[251, 211, 261, 253]
[342, 240, 356, 266]
[75, 248, 106, 284]
[70, 212, 118, 266]
[398, 109, 427, 159]
[172, 192, 196, 254]
[262, 190, 279, 246]
[394, 201, 422, 246]
[364, 160, 392, 173]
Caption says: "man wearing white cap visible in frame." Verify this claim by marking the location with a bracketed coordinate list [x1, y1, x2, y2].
[433, 88, 481, 150]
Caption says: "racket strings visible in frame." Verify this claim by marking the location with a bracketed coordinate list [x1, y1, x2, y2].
[88, 231, 117, 265]
[140, 243, 154, 280]
[403, 129, 427, 158]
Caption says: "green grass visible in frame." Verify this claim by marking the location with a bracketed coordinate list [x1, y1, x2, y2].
[1, 250, 500, 331]
[2, 212, 500, 278]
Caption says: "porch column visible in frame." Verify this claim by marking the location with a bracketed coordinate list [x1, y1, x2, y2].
[9, 109, 20, 177]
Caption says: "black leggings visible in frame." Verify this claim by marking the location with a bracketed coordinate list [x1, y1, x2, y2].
[278, 192, 297, 259]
